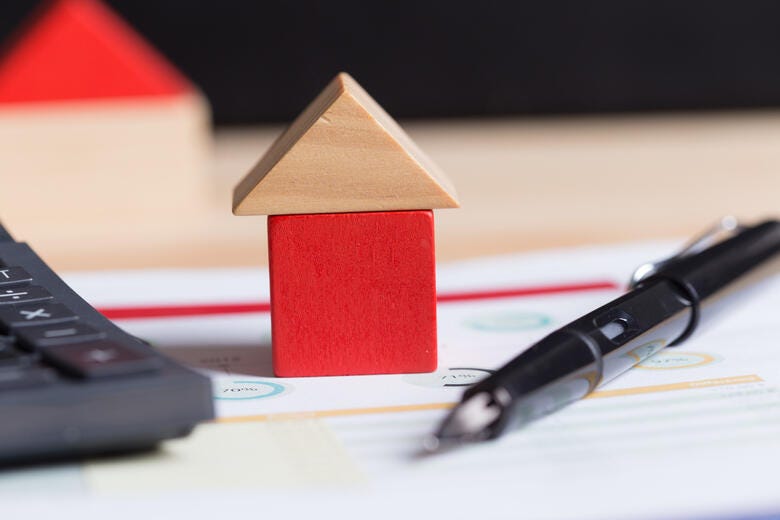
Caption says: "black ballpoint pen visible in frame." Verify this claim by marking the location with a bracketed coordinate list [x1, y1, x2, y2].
[426, 218, 780, 452]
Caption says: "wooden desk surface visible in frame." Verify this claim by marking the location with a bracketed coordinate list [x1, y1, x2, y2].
[10, 111, 780, 271]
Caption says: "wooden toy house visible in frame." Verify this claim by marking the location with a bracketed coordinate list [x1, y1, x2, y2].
[0, 0, 210, 229]
[233, 73, 459, 377]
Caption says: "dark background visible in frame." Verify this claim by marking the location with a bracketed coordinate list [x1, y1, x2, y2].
[3, 1, 780, 125]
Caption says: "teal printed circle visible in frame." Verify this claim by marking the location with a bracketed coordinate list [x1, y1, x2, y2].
[215, 380, 287, 401]
[465, 312, 551, 332]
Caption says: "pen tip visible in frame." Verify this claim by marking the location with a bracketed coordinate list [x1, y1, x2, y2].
[422, 435, 441, 453]
[422, 392, 504, 457]
[417, 434, 463, 458]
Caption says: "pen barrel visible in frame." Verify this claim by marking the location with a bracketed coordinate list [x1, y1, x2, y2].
[646, 219, 780, 343]
[656, 220, 780, 302]
[457, 220, 780, 440]
[467, 279, 693, 435]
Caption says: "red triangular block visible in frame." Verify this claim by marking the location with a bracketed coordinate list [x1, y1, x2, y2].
[0, 0, 190, 103]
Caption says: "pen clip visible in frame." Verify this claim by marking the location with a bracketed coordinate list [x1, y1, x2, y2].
[628, 216, 744, 289]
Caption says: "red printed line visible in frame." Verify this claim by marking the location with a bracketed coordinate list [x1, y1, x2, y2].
[435, 281, 619, 303]
[98, 280, 620, 321]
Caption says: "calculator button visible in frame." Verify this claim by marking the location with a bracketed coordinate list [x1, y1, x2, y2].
[0, 341, 36, 369]
[0, 267, 33, 286]
[0, 302, 78, 333]
[0, 286, 52, 306]
[16, 323, 106, 350]
[41, 340, 162, 379]
[0, 367, 56, 390]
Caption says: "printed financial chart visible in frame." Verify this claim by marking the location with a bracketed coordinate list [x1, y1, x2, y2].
[3, 242, 780, 520]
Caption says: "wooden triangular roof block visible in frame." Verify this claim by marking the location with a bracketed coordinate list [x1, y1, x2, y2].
[233, 73, 459, 215]
[0, 0, 190, 103]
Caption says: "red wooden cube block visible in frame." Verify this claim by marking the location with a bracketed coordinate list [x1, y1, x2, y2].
[268, 210, 437, 377]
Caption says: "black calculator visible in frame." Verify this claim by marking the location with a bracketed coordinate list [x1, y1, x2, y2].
[0, 223, 214, 465]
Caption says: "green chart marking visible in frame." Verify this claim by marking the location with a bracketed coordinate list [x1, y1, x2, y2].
[464, 311, 552, 332]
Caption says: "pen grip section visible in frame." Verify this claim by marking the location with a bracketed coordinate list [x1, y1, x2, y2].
[464, 331, 601, 432]
[591, 280, 693, 385]
[462, 279, 694, 436]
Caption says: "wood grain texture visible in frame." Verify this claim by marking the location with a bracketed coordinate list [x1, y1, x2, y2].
[0, 0, 210, 236]
[4, 113, 779, 271]
[268, 210, 437, 377]
[233, 72, 459, 215]
[0, 93, 211, 224]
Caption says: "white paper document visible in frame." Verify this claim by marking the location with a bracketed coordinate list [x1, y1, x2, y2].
[2, 240, 779, 520]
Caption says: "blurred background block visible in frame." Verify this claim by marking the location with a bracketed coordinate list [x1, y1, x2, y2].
[0, 1, 777, 270]
[4, 1, 780, 124]
[3, 1, 780, 124]
[0, 0, 210, 241]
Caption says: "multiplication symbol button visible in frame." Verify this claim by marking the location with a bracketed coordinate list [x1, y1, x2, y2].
[0, 302, 78, 333]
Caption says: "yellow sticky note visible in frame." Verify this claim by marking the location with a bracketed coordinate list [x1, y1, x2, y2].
[84, 419, 364, 495]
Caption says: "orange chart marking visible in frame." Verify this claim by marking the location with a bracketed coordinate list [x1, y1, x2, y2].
[216, 375, 763, 424]
[587, 374, 763, 399]
[217, 402, 455, 424]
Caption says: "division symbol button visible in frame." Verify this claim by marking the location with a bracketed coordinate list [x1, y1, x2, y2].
[0, 286, 52, 306]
